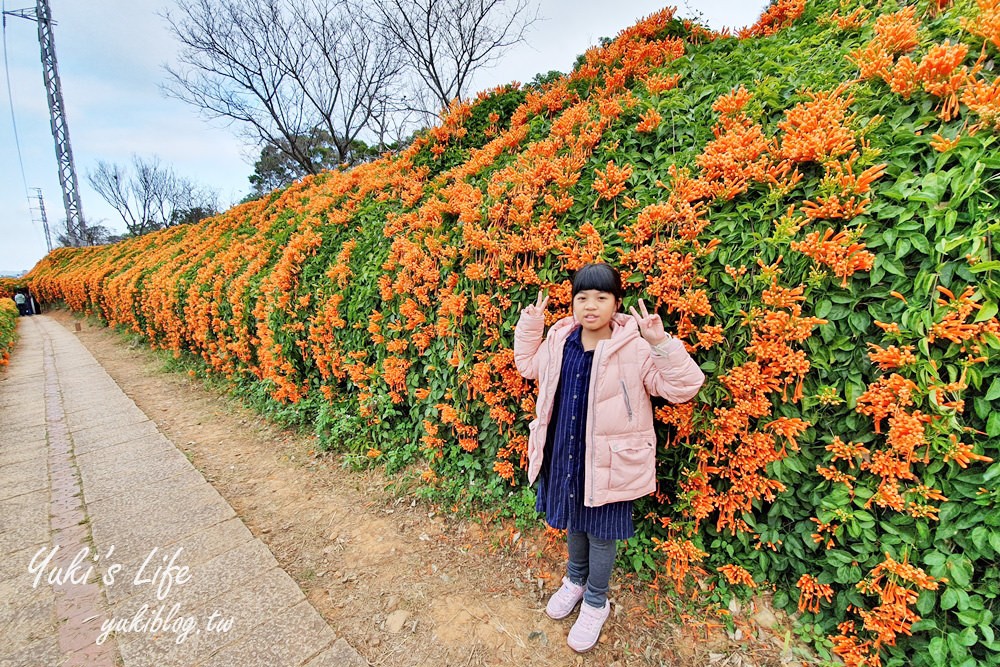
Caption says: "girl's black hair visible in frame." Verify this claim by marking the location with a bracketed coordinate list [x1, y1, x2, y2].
[572, 263, 624, 301]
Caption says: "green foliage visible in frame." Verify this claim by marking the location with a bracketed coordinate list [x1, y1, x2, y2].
[0, 298, 18, 367]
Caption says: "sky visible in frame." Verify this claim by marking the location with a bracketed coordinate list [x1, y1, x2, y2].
[0, 0, 769, 275]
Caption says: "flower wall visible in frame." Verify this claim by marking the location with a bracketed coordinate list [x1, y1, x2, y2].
[25, 1, 1000, 664]
[0, 298, 17, 367]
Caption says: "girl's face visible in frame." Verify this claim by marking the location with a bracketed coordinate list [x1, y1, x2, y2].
[573, 289, 618, 334]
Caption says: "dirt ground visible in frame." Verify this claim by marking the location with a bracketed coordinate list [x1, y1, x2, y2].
[49, 310, 792, 667]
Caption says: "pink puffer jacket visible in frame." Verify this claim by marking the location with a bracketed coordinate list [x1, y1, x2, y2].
[514, 312, 704, 507]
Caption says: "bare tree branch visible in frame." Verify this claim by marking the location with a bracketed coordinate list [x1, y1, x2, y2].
[87, 155, 218, 236]
[161, 0, 409, 172]
[364, 0, 539, 115]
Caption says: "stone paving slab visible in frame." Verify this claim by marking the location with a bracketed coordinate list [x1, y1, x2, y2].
[0, 635, 63, 667]
[0, 458, 50, 500]
[0, 315, 364, 667]
[71, 421, 163, 455]
[0, 440, 48, 470]
[116, 565, 306, 667]
[197, 599, 338, 667]
[0, 489, 50, 553]
[78, 450, 200, 505]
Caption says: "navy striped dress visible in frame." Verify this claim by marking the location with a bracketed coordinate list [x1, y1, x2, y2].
[535, 327, 634, 540]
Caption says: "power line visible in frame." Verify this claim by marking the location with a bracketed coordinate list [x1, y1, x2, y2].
[1, 1, 36, 223]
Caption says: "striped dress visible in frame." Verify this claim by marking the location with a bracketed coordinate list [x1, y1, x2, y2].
[535, 327, 634, 540]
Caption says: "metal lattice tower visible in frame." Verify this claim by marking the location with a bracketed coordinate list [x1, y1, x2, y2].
[33, 187, 53, 252]
[5, 0, 87, 245]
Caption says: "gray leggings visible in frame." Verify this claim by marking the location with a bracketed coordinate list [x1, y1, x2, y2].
[566, 531, 617, 608]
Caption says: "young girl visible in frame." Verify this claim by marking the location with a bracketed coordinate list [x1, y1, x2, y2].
[513, 262, 705, 653]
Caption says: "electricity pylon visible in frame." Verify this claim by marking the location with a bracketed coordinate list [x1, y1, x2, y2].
[33, 188, 53, 252]
[4, 0, 87, 246]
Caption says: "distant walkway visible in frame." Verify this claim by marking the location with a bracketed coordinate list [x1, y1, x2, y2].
[0, 315, 365, 667]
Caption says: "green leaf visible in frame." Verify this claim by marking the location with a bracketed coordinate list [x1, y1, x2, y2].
[969, 261, 1000, 273]
[975, 300, 997, 323]
[986, 378, 1000, 402]
[948, 558, 973, 588]
[990, 531, 1000, 554]
[987, 412, 1000, 438]
[909, 234, 931, 254]
[928, 636, 948, 666]
[942, 587, 959, 610]
[957, 610, 980, 626]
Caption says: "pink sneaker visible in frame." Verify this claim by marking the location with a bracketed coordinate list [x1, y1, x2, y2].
[545, 577, 585, 619]
[567, 599, 610, 653]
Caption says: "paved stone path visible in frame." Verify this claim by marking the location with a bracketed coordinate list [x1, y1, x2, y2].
[0, 315, 366, 667]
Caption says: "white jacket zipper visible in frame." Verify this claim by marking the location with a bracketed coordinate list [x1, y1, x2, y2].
[620, 380, 633, 421]
[588, 340, 603, 506]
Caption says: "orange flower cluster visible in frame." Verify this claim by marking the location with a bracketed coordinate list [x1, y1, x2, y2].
[796, 573, 834, 613]
[682, 278, 823, 534]
[848, 7, 921, 80]
[823, 7, 870, 31]
[778, 87, 857, 163]
[961, 76, 1000, 130]
[850, 5, 1000, 130]
[592, 160, 633, 202]
[651, 532, 708, 592]
[740, 0, 806, 38]
[833, 554, 940, 667]
[791, 228, 875, 287]
[636, 108, 662, 133]
[717, 563, 756, 587]
[801, 156, 886, 221]
[928, 285, 1000, 353]
[866, 343, 917, 371]
[963, 0, 1000, 50]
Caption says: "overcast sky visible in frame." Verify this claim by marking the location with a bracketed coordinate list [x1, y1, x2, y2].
[0, 1, 769, 275]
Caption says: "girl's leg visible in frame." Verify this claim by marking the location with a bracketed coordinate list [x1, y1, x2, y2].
[566, 531, 590, 586]
[546, 531, 589, 620]
[583, 535, 617, 608]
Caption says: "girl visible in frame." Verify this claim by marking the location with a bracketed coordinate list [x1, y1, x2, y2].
[513, 263, 705, 653]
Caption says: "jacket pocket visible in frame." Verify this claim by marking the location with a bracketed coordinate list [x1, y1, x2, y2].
[608, 438, 655, 490]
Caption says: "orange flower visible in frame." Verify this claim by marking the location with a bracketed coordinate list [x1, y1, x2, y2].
[872, 6, 920, 54]
[636, 108, 662, 133]
[866, 343, 917, 370]
[796, 574, 834, 613]
[778, 88, 857, 163]
[717, 564, 757, 587]
[960, 76, 1000, 130]
[592, 160, 633, 201]
[790, 227, 875, 286]
[963, 0, 1000, 49]
[915, 41, 971, 121]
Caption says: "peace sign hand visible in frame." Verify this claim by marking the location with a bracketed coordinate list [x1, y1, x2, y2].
[629, 299, 668, 346]
[523, 290, 549, 318]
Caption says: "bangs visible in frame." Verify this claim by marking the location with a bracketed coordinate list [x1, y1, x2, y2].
[572, 263, 623, 300]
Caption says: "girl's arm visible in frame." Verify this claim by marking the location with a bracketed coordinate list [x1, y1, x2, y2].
[641, 338, 705, 403]
[629, 298, 705, 403]
[513, 291, 549, 380]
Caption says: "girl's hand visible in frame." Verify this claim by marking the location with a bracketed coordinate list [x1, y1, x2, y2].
[523, 290, 549, 318]
[629, 299, 669, 346]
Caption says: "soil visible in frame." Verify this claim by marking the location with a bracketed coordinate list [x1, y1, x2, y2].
[50, 309, 791, 667]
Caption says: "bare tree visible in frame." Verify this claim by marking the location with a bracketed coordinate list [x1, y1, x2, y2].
[87, 155, 218, 237]
[162, 0, 406, 174]
[364, 0, 539, 116]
